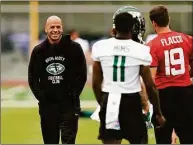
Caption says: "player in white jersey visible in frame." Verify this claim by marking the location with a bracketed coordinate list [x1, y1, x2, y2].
[91, 11, 165, 144]
[91, 5, 153, 140]
[111, 6, 153, 123]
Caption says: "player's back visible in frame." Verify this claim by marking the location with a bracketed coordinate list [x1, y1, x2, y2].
[147, 31, 193, 89]
[92, 37, 152, 94]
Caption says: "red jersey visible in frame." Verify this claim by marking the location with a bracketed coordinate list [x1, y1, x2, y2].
[147, 31, 193, 89]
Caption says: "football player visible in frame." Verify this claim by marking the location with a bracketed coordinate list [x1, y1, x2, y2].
[91, 6, 165, 144]
[147, 5, 193, 144]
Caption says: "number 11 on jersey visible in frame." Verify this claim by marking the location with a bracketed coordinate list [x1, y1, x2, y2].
[113, 56, 126, 82]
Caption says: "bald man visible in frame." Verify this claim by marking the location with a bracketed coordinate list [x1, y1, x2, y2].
[45, 15, 63, 44]
[28, 15, 87, 144]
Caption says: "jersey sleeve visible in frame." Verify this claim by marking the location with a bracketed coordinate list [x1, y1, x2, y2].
[91, 41, 100, 61]
[147, 41, 158, 67]
[141, 46, 152, 66]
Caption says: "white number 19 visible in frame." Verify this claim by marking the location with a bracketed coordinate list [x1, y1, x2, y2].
[164, 47, 185, 76]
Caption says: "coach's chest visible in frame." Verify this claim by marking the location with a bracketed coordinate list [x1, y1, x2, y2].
[44, 55, 66, 76]
[41, 46, 76, 84]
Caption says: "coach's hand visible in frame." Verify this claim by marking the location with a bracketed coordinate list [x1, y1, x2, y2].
[155, 114, 166, 128]
[171, 129, 178, 144]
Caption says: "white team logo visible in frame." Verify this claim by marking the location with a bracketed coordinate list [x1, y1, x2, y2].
[46, 63, 65, 75]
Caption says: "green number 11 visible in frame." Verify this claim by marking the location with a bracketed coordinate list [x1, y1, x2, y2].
[113, 56, 126, 82]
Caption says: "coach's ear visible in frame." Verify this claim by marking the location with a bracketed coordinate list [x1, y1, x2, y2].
[45, 26, 48, 34]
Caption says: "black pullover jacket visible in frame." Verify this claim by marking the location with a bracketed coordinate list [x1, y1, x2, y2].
[28, 35, 87, 112]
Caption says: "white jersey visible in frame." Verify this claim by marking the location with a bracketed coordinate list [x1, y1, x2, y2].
[91, 37, 152, 94]
[145, 34, 158, 44]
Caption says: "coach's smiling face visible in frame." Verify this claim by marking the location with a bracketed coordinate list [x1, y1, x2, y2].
[45, 15, 63, 44]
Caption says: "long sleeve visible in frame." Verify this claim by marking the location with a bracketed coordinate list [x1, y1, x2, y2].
[67, 44, 87, 111]
[28, 47, 44, 101]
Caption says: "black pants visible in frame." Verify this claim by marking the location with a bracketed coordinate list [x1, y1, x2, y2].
[99, 92, 147, 144]
[38, 102, 79, 144]
[152, 85, 193, 144]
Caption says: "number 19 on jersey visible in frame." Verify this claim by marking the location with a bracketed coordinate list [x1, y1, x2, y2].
[164, 47, 185, 76]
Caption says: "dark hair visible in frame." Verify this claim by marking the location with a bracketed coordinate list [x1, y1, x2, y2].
[149, 5, 169, 27]
[68, 29, 77, 35]
[114, 12, 134, 33]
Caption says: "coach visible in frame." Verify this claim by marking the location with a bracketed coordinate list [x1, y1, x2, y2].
[28, 15, 87, 144]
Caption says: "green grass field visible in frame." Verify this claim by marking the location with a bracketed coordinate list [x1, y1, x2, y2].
[1, 85, 95, 101]
[1, 108, 156, 144]
[80, 86, 95, 100]
[1, 86, 160, 144]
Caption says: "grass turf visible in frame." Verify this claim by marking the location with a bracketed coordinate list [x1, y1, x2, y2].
[80, 86, 95, 100]
[1, 86, 180, 144]
[1, 86, 95, 101]
[1, 108, 157, 144]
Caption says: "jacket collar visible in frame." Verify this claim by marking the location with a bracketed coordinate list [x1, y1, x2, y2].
[42, 34, 71, 47]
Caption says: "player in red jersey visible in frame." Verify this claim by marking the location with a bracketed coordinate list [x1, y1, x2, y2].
[147, 5, 193, 144]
